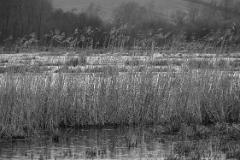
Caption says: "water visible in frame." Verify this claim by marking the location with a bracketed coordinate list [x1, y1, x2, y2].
[0, 126, 240, 160]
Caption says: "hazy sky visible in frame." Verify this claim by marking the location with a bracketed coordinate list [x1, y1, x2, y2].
[52, 0, 188, 20]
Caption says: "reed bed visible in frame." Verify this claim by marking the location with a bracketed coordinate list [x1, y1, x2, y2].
[0, 70, 240, 138]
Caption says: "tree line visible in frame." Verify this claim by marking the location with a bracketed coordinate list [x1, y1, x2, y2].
[1, 0, 240, 50]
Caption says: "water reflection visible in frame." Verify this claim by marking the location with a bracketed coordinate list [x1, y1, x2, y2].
[0, 126, 239, 160]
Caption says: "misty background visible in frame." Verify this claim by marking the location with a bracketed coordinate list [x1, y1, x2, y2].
[1, 0, 240, 50]
[53, 0, 187, 21]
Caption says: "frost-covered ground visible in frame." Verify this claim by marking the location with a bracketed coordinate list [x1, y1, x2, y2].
[0, 51, 240, 74]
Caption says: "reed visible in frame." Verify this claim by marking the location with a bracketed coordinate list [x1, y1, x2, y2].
[0, 69, 240, 138]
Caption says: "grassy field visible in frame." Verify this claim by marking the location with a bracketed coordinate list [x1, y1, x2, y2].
[0, 50, 240, 139]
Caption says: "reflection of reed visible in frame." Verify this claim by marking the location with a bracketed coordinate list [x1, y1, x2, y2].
[51, 129, 60, 143]
[124, 129, 141, 149]
[168, 140, 228, 160]
[2, 128, 240, 160]
[52, 135, 59, 143]
[126, 134, 138, 149]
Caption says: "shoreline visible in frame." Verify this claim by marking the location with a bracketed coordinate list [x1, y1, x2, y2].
[2, 122, 240, 142]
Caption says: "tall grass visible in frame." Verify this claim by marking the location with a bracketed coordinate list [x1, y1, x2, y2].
[0, 70, 240, 138]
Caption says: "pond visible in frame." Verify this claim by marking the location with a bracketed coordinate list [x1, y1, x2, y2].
[0, 126, 239, 160]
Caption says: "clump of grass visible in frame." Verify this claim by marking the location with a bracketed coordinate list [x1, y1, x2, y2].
[83, 65, 127, 74]
[149, 67, 175, 72]
[125, 58, 143, 66]
[55, 65, 128, 74]
[215, 59, 229, 69]
[7, 65, 27, 73]
[148, 60, 169, 66]
[229, 59, 240, 69]
[84, 67, 103, 73]
[171, 60, 183, 66]
[133, 66, 146, 72]
[101, 65, 120, 75]
[0, 59, 9, 63]
[0, 70, 240, 138]
[66, 55, 87, 66]
[0, 67, 7, 73]
[55, 66, 71, 73]
[0, 65, 50, 73]
[186, 59, 214, 69]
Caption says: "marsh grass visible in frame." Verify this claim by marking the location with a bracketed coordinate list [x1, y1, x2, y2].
[0, 69, 240, 138]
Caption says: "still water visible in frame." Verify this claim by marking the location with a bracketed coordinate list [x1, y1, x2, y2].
[0, 126, 239, 160]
